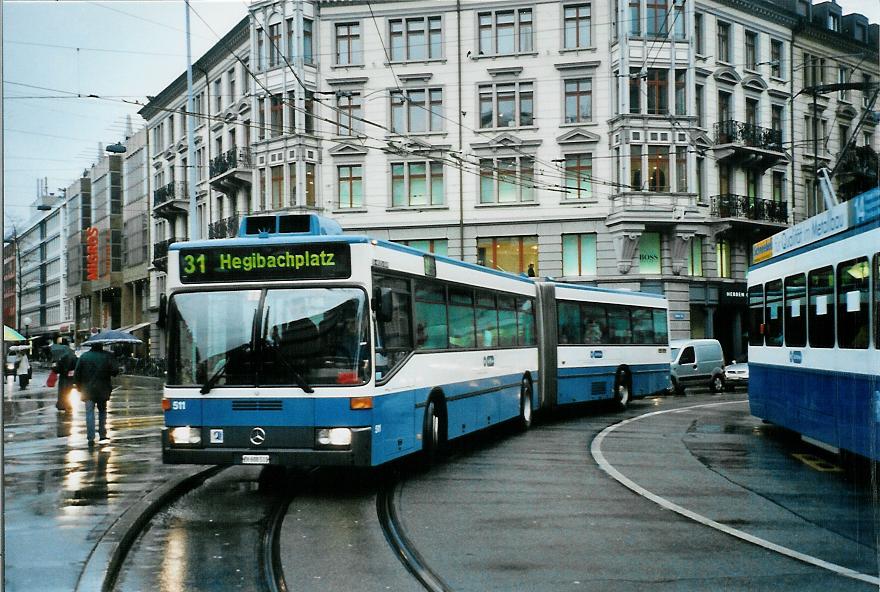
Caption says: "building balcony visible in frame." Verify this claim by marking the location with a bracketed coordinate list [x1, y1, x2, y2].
[607, 191, 702, 227]
[208, 215, 240, 239]
[209, 147, 252, 194]
[710, 194, 788, 227]
[152, 237, 178, 272]
[152, 182, 188, 219]
[712, 120, 786, 171]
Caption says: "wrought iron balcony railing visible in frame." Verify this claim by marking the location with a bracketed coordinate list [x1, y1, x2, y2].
[711, 194, 788, 224]
[152, 238, 177, 261]
[208, 215, 240, 239]
[714, 120, 783, 152]
[209, 147, 252, 178]
[153, 182, 188, 207]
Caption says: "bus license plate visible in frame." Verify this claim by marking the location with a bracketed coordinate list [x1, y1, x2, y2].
[242, 454, 270, 465]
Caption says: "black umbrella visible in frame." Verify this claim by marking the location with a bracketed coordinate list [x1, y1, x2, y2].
[83, 329, 143, 345]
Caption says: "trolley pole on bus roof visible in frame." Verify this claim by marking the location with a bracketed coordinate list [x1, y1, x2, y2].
[185, 0, 199, 242]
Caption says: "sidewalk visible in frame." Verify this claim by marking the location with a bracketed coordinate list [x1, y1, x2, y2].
[3, 368, 210, 592]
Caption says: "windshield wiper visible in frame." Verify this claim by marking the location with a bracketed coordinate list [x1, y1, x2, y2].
[268, 352, 314, 393]
[200, 359, 228, 394]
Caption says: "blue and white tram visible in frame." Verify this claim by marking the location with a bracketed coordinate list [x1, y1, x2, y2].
[747, 188, 880, 460]
[161, 213, 670, 467]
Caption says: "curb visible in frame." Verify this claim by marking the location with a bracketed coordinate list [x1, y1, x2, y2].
[75, 465, 223, 592]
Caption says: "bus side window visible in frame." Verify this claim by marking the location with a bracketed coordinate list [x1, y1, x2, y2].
[373, 275, 413, 378]
[837, 257, 869, 349]
[630, 308, 654, 344]
[582, 304, 607, 344]
[497, 295, 518, 347]
[414, 281, 448, 349]
[652, 309, 668, 345]
[448, 287, 476, 349]
[606, 305, 632, 344]
[784, 274, 806, 347]
[557, 301, 582, 344]
[764, 279, 783, 347]
[808, 266, 834, 348]
[875, 254, 880, 349]
[475, 292, 499, 348]
[517, 298, 536, 346]
[747, 285, 764, 346]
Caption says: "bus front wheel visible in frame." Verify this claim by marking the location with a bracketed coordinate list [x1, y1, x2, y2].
[518, 377, 533, 431]
[422, 399, 444, 464]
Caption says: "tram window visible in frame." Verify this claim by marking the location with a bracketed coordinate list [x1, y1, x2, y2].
[631, 308, 654, 344]
[373, 275, 413, 378]
[808, 266, 834, 348]
[837, 257, 869, 349]
[582, 304, 607, 344]
[415, 281, 448, 349]
[652, 309, 669, 345]
[606, 305, 633, 344]
[517, 298, 537, 346]
[475, 291, 499, 348]
[558, 301, 583, 344]
[784, 274, 806, 347]
[764, 279, 783, 347]
[497, 295, 518, 347]
[747, 285, 764, 346]
[875, 254, 880, 348]
[448, 287, 476, 348]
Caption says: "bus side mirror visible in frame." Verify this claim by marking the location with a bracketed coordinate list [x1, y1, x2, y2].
[157, 294, 167, 329]
[372, 288, 394, 323]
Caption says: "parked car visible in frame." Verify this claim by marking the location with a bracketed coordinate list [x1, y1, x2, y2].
[669, 338, 726, 394]
[723, 361, 749, 390]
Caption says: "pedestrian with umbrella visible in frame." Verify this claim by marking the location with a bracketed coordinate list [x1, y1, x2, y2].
[50, 338, 77, 412]
[74, 329, 139, 447]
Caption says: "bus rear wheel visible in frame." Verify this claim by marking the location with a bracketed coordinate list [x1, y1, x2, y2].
[422, 399, 444, 464]
[614, 371, 632, 410]
[518, 377, 533, 431]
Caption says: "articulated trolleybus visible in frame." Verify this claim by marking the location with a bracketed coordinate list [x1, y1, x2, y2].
[161, 213, 670, 468]
[748, 187, 880, 460]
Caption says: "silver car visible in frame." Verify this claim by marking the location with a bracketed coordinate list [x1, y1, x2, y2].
[723, 361, 749, 390]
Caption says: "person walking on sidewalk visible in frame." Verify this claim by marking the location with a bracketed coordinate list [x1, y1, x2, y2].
[52, 338, 77, 412]
[16, 351, 30, 390]
[73, 342, 118, 447]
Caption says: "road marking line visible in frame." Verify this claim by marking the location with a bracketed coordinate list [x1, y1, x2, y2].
[792, 453, 844, 473]
[591, 400, 880, 586]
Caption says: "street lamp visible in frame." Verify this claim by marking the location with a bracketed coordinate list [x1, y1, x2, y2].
[22, 316, 32, 340]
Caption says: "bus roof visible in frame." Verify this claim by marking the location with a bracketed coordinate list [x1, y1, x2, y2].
[750, 187, 879, 270]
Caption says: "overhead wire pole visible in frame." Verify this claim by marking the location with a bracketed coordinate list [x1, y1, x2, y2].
[185, 0, 199, 241]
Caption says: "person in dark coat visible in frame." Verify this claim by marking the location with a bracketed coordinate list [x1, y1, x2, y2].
[52, 339, 77, 412]
[73, 342, 119, 447]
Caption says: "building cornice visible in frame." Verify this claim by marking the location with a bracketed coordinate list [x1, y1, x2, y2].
[794, 20, 880, 61]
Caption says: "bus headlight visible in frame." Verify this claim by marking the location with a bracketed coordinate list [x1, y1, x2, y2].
[169, 426, 202, 445]
[316, 428, 352, 447]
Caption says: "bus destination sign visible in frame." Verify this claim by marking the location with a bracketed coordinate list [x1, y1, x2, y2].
[178, 243, 351, 283]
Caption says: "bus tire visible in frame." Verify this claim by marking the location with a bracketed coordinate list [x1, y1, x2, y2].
[422, 398, 444, 464]
[710, 374, 725, 393]
[518, 376, 533, 431]
[614, 370, 632, 410]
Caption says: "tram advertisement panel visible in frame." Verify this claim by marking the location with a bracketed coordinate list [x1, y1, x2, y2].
[178, 242, 351, 283]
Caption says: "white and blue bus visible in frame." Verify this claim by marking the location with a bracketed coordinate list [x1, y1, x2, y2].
[161, 213, 670, 467]
[748, 187, 880, 460]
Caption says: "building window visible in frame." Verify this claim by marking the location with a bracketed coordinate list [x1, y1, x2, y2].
[479, 156, 535, 204]
[745, 31, 758, 70]
[303, 18, 314, 64]
[673, 0, 685, 39]
[828, 13, 839, 32]
[271, 165, 284, 210]
[337, 165, 363, 209]
[227, 69, 236, 104]
[564, 154, 593, 200]
[397, 239, 448, 256]
[478, 8, 533, 56]
[745, 98, 759, 126]
[303, 90, 315, 134]
[267, 22, 281, 68]
[639, 232, 662, 274]
[478, 82, 533, 129]
[391, 162, 444, 207]
[675, 146, 687, 192]
[477, 236, 538, 275]
[839, 124, 849, 153]
[716, 239, 731, 278]
[335, 22, 362, 65]
[629, 0, 641, 35]
[563, 4, 591, 48]
[772, 171, 784, 203]
[631, 145, 642, 190]
[694, 13, 704, 53]
[687, 236, 703, 276]
[646, 0, 667, 37]
[564, 78, 592, 123]
[695, 84, 704, 127]
[770, 39, 783, 78]
[391, 88, 443, 133]
[696, 156, 705, 203]
[646, 69, 667, 114]
[647, 146, 669, 191]
[256, 28, 265, 70]
[838, 66, 850, 101]
[771, 104, 784, 138]
[270, 95, 284, 137]
[718, 90, 731, 122]
[745, 169, 759, 197]
[562, 233, 597, 276]
[717, 21, 730, 63]
[864, 75, 873, 108]
[674, 70, 686, 115]
[337, 92, 363, 136]
[629, 68, 641, 114]
[390, 16, 442, 61]
[213, 79, 222, 114]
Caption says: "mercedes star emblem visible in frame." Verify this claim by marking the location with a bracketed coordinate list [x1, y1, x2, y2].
[249, 427, 266, 446]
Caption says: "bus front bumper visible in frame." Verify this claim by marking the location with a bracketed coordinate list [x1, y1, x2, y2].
[161, 426, 373, 467]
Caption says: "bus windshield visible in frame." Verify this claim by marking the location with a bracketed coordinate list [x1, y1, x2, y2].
[168, 288, 371, 388]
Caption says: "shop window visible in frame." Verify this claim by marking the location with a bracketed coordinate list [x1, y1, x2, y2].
[476, 236, 538, 275]
[639, 232, 662, 274]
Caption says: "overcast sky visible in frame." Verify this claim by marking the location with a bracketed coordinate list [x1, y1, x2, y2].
[3, 0, 878, 230]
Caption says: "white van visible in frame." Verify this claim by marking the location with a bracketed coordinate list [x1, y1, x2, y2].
[669, 338, 726, 394]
